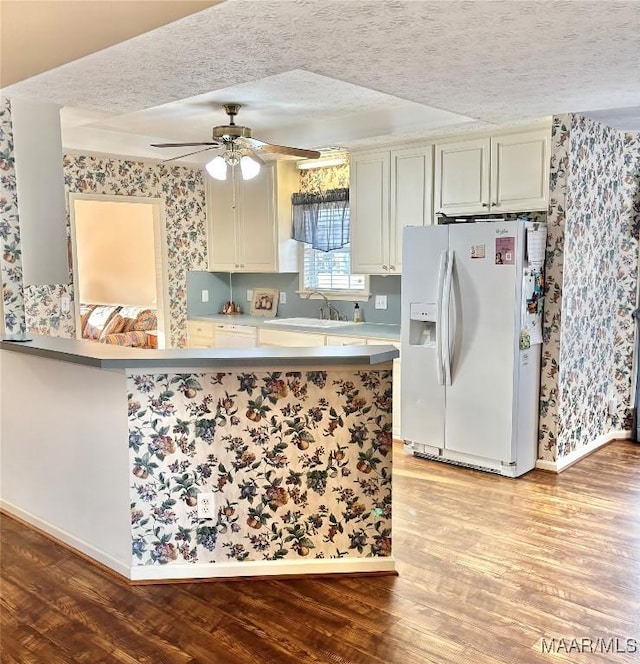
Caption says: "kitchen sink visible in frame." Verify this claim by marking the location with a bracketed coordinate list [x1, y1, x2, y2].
[263, 317, 354, 329]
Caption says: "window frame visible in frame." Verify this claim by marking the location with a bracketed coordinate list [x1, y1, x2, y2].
[297, 242, 370, 302]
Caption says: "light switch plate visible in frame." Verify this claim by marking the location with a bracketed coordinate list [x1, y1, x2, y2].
[375, 295, 388, 310]
[201, 289, 209, 303]
[247, 289, 253, 302]
[279, 292, 287, 304]
[60, 295, 70, 313]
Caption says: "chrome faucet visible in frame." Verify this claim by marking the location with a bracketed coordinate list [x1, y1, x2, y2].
[304, 291, 340, 320]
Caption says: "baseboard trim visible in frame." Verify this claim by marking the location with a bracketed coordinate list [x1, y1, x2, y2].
[129, 556, 397, 583]
[536, 430, 632, 473]
[1, 501, 396, 584]
[0, 502, 131, 580]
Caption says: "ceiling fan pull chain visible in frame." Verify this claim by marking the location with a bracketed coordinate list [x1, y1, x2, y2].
[231, 159, 238, 216]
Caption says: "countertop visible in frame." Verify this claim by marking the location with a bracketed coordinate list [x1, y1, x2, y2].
[0, 335, 398, 370]
[188, 314, 401, 341]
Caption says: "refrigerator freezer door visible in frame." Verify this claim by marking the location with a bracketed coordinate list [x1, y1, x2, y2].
[401, 225, 449, 447]
[444, 221, 521, 462]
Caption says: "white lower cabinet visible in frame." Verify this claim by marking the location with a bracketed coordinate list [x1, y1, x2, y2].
[367, 338, 401, 439]
[257, 328, 326, 347]
[324, 335, 367, 345]
[187, 320, 215, 348]
[213, 324, 257, 348]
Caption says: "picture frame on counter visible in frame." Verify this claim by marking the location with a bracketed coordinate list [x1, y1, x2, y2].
[250, 288, 279, 317]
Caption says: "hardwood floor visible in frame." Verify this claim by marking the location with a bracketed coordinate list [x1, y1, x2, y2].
[2, 440, 639, 663]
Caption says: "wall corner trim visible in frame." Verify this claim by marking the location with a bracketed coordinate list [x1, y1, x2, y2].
[535, 429, 632, 473]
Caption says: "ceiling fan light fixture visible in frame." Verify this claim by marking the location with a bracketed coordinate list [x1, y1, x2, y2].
[240, 155, 260, 180]
[206, 155, 227, 180]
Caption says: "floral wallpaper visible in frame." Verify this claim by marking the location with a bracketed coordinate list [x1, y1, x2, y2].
[63, 155, 207, 348]
[617, 133, 640, 430]
[0, 97, 25, 333]
[23, 284, 75, 337]
[538, 115, 571, 462]
[0, 99, 207, 345]
[299, 161, 349, 194]
[540, 115, 640, 461]
[128, 368, 393, 566]
[557, 116, 626, 457]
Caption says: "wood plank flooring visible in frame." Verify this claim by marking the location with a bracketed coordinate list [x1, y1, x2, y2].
[2, 440, 639, 663]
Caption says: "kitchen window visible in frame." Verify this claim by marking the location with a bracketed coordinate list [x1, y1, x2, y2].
[293, 189, 368, 298]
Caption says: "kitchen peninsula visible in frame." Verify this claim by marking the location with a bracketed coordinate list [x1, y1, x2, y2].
[0, 336, 397, 582]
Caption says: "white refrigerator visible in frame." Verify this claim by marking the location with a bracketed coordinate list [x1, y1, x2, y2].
[401, 219, 546, 477]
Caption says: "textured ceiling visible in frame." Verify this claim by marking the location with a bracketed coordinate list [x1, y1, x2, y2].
[0, 0, 220, 87]
[4, 0, 640, 162]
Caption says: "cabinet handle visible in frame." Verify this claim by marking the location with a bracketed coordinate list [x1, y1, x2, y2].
[390, 265, 396, 271]
[382, 265, 388, 271]
[482, 203, 489, 208]
[492, 202, 499, 207]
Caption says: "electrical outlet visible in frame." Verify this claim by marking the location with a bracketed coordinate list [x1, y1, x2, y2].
[247, 289, 253, 302]
[197, 492, 215, 519]
[201, 289, 209, 303]
[375, 295, 388, 310]
[608, 398, 617, 416]
[60, 295, 70, 313]
[279, 292, 287, 305]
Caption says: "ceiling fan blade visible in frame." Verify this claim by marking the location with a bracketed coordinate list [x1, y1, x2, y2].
[151, 141, 222, 148]
[234, 138, 265, 165]
[161, 146, 221, 163]
[242, 137, 321, 160]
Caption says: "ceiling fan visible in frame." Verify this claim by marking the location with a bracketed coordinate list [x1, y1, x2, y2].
[151, 103, 321, 180]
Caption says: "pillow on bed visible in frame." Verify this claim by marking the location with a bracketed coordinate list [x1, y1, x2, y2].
[103, 331, 149, 347]
[79, 304, 97, 337]
[83, 305, 120, 340]
[99, 314, 126, 341]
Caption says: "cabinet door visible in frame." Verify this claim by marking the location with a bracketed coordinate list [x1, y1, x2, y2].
[239, 166, 277, 271]
[434, 138, 490, 217]
[187, 320, 215, 348]
[213, 325, 257, 348]
[390, 145, 433, 273]
[207, 177, 241, 271]
[490, 130, 550, 212]
[350, 150, 390, 274]
[257, 329, 326, 347]
[325, 335, 367, 346]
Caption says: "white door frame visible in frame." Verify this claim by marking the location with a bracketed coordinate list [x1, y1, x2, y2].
[68, 193, 170, 348]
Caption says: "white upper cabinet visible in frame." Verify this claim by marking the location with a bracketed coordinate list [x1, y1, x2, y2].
[490, 130, 550, 213]
[434, 138, 490, 216]
[207, 161, 299, 272]
[351, 144, 433, 275]
[390, 146, 433, 272]
[434, 128, 550, 217]
[350, 150, 390, 274]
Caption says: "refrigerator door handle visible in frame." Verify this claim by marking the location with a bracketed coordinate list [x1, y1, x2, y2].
[436, 250, 447, 386]
[448, 250, 458, 379]
[442, 249, 455, 386]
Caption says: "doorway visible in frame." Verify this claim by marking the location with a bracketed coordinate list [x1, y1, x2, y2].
[69, 193, 169, 348]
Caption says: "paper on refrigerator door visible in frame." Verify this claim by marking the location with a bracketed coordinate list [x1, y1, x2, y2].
[526, 224, 547, 267]
[521, 267, 544, 345]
